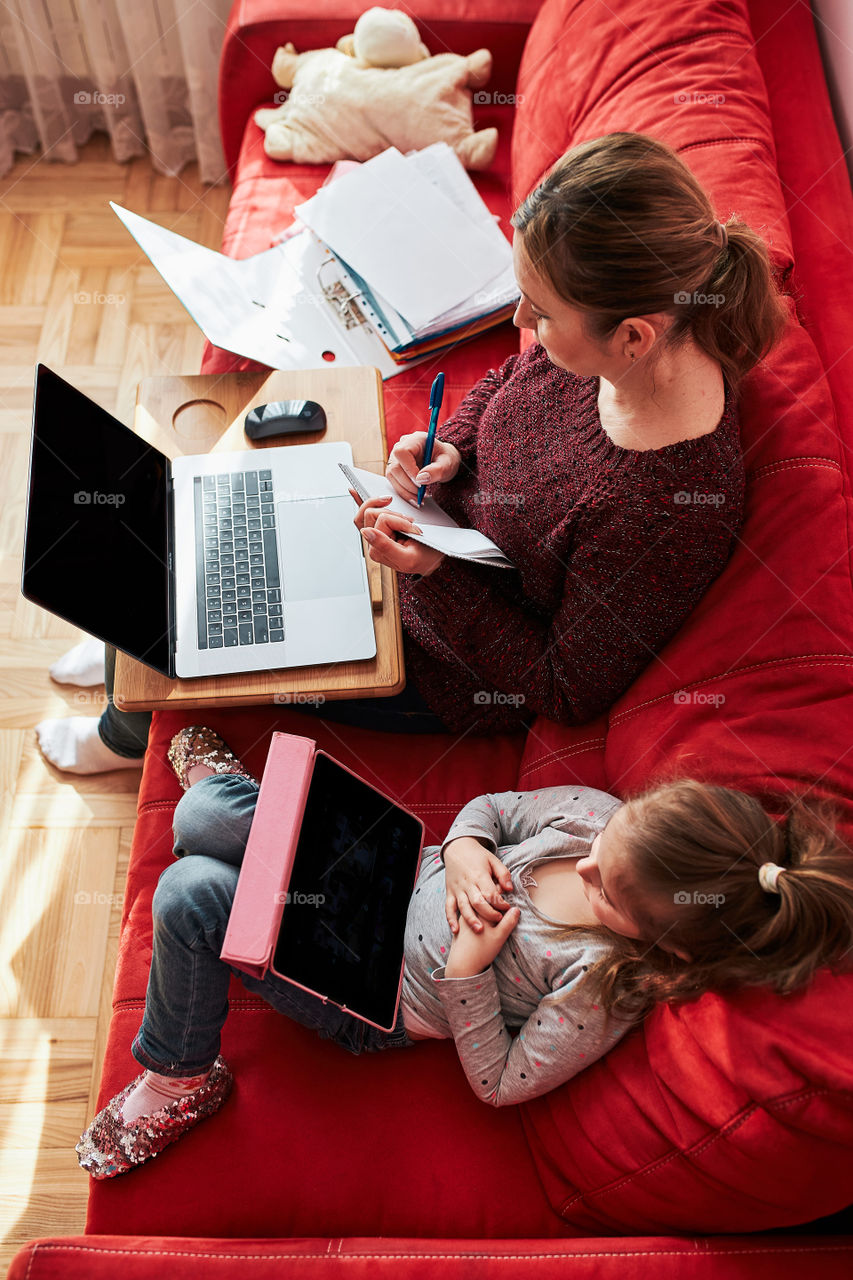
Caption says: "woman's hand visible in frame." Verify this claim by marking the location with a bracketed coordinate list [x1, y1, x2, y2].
[349, 491, 445, 576]
[444, 905, 521, 980]
[386, 431, 462, 504]
[444, 836, 514, 935]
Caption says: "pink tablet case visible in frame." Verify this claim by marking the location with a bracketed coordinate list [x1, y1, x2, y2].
[220, 731, 424, 1031]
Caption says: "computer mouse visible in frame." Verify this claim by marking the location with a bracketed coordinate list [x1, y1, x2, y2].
[244, 400, 326, 440]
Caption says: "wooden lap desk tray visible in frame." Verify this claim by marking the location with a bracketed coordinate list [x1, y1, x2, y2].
[113, 367, 404, 711]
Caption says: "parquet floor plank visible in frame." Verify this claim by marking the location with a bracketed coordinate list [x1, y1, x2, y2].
[0, 135, 232, 1274]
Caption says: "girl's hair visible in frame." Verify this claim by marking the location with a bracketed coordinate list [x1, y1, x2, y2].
[585, 779, 853, 1019]
[511, 132, 788, 390]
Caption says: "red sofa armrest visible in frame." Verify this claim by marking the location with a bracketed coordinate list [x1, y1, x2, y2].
[218, 0, 546, 176]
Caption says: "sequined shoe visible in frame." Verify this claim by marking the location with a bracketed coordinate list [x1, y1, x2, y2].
[167, 725, 257, 792]
[76, 1056, 233, 1180]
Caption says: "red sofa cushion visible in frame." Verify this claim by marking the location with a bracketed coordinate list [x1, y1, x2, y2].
[512, 0, 794, 276]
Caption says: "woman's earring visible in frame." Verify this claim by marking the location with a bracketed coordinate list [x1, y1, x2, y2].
[629, 352, 635, 360]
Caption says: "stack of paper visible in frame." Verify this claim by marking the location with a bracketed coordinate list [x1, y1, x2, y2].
[295, 145, 519, 360]
[341, 464, 514, 569]
[110, 143, 518, 378]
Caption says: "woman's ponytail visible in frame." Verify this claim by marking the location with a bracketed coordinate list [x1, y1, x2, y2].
[687, 217, 788, 392]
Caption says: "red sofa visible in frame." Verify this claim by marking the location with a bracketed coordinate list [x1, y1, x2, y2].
[10, 0, 853, 1275]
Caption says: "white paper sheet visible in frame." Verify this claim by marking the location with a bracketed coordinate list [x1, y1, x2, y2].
[295, 148, 513, 332]
[110, 203, 414, 379]
[341, 464, 514, 568]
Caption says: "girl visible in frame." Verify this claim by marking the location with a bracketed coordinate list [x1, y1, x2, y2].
[42, 130, 786, 770]
[77, 726, 853, 1179]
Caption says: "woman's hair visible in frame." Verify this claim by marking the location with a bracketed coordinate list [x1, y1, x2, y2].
[511, 132, 788, 390]
[583, 779, 853, 1019]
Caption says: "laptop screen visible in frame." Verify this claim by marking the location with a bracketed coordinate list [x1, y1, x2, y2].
[22, 365, 173, 676]
[272, 750, 424, 1029]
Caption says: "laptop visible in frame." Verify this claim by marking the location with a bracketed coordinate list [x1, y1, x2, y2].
[221, 732, 425, 1032]
[22, 365, 377, 679]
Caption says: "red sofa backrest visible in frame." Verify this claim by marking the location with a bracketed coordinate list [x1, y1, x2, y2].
[509, 0, 853, 1233]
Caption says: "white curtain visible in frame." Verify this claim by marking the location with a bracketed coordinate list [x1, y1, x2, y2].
[0, 0, 232, 183]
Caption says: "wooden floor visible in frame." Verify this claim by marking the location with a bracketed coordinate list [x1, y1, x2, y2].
[0, 136, 231, 1273]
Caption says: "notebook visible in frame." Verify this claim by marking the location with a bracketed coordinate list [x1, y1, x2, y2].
[221, 732, 425, 1032]
[340, 463, 515, 568]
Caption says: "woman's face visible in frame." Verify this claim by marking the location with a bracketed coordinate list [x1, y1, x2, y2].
[512, 234, 611, 375]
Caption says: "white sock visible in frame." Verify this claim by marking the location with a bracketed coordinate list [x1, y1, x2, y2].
[121, 1067, 212, 1124]
[35, 717, 143, 774]
[49, 637, 106, 687]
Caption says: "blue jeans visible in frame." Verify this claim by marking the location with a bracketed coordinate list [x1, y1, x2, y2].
[98, 643, 447, 760]
[131, 775, 413, 1076]
[98, 645, 152, 758]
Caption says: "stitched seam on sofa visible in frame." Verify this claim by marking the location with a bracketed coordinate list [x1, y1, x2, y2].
[609, 655, 853, 727]
[520, 738, 608, 780]
[557, 1102, 757, 1211]
[23, 1242, 853, 1263]
[769, 1086, 853, 1114]
[675, 136, 785, 192]
[678, 136, 776, 155]
[112, 996, 271, 1012]
[746, 458, 843, 481]
[558, 1085, 848, 1212]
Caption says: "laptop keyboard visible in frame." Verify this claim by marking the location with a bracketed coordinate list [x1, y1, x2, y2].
[193, 469, 283, 649]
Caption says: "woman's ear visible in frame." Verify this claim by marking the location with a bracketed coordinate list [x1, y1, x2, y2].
[618, 314, 671, 360]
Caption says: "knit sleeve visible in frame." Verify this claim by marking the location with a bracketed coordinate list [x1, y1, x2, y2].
[434, 352, 522, 472]
[407, 478, 740, 724]
[432, 946, 634, 1106]
[438, 787, 620, 859]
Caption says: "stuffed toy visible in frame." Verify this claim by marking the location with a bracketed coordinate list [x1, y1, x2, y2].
[253, 7, 498, 171]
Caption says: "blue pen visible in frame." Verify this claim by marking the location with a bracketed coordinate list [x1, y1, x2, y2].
[416, 372, 445, 507]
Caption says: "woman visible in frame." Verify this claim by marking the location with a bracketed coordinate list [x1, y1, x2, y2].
[38, 131, 787, 767]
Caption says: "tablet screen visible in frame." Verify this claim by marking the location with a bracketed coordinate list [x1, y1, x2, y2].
[271, 751, 423, 1029]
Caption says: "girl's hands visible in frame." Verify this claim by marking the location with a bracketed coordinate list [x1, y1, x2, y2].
[444, 905, 521, 979]
[349, 491, 445, 576]
[386, 431, 462, 504]
[443, 836, 514, 935]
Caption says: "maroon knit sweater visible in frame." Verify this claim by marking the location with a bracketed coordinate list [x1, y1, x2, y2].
[399, 342, 744, 734]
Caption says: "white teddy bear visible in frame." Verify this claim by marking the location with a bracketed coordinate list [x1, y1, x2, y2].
[253, 6, 498, 171]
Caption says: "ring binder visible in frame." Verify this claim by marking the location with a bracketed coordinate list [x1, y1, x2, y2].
[110, 144, 516, 381]
[316, 259, 368, 330]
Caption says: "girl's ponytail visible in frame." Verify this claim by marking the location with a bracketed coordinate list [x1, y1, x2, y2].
[749, 800, 853, 995]
[583, 781, 853, 1019]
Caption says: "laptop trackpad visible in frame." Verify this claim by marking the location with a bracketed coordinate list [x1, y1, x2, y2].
[277, 495, 365, 601]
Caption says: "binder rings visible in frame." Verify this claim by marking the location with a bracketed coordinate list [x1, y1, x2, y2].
[111, 144, 520, 378]
[111, 203, 416, 379]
